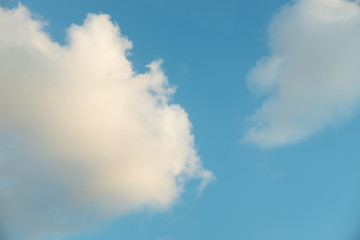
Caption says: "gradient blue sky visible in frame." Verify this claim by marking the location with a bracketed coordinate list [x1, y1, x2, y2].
[2, 0, 360, 240]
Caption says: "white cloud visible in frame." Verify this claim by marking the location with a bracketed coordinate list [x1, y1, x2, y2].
[0, 5, 213, 240]
[245, 0, 360, 147]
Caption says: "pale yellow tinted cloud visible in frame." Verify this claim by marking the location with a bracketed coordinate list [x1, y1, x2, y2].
[0, 5, 213, 239]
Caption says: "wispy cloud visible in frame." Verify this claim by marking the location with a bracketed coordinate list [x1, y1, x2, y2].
[0, 5, 213, 239]
[245, 0, 360, 147]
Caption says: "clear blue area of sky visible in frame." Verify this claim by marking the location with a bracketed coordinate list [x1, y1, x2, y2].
[3, 0, 360, 239]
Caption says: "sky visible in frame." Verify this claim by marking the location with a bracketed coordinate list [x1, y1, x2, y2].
[1, 0, 360, 240]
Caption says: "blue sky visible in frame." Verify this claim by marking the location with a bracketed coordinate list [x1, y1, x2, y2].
[1, 0, 360, 240]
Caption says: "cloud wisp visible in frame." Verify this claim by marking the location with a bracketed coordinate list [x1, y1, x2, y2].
[245, 0, 360, 147]
[0, 5, 213, 240]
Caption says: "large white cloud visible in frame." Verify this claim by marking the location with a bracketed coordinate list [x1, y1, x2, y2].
[0, 5, 213, 240]
[245, 0, 360, 147]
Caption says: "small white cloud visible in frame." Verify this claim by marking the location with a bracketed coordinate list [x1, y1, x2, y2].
[0, 5, 213, 240]
[245, 0, 360, 147]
